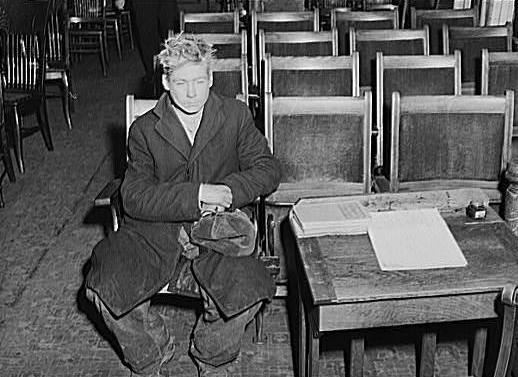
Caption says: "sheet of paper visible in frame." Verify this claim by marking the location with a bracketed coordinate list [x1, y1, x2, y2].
[368, 208, 467, 271]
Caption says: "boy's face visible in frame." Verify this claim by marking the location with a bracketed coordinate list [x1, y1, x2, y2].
[163, 60, 212, 114]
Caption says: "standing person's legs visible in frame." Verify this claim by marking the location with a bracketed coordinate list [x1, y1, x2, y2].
[86, 287, 175, 376]
[190, 288, 262, 375]
[131, 0, 161, 79]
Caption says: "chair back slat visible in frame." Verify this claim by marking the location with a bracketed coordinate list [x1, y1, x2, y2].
[389, 92, 513, 194]
[265, 93, 372, 202]
[482, 50, 518, 136]
[4, 32, 42, 91]
[71, 0, 105, 19]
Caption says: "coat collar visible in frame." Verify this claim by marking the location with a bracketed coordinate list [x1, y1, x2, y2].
[152, 91, 225, 163]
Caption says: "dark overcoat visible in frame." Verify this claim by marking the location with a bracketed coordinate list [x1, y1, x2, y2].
[86, 92, 281, 317]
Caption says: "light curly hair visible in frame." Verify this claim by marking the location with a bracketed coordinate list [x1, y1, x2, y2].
[158, 33, 216, 76]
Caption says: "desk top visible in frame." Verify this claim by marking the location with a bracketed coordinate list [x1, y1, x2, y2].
[290, 188, 518, 306]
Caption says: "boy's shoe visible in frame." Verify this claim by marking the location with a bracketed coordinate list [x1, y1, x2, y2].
[196, 362, 229, 377]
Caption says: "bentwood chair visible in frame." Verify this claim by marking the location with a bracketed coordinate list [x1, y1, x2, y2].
[2, 1, 53, 174]
[481, 50, 518, 138]
[262, 93, 372, 294]
[331, 7, 399, 55]
[351, 26, 429, 89]
[443, 23, 513, 94]
[376, 51, 461, 167]
[390, 91, 514, 203]
[46, 0, 75, 130]
[105, 0, 134, 52]
[410, 7, 478, 54]
[180, 10, 240, 33]
[68, 0, 109, 76]
[0, 74, 15, 208]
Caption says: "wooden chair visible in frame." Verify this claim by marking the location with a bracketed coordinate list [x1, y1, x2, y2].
[46, 0, 75, 130]
[105, 0, 134, 51]
[263, 52, 360, 97]
[482, 50, 518, 138]
[180, 10, 240, 33]
[376, 51, 461, 168]
[351, 26, 429, 89]
[443, 23, 513, 94]
[389, 91, 514, 202]
[251, 9, 320, 85]
[68, 0, 109, 76]
[262, 93, 372, 291]
[331, 7, 399, 55]
[410, 7, 478, 54]
[256, 30, 338, 90]
[2, 1, 53, 174]
[168, 30, 247, 59]
[0, 74, 15, 208]
[210, 55, 249, 102]
[95, 94, 278, 343]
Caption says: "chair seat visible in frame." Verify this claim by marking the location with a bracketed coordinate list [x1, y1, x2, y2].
[3, 90, 41, 107]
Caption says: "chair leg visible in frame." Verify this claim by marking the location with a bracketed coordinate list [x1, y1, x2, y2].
[67, 69, 76, 113]
[98, 34, 108, 76]
[0, 182, 4, 208]
[60, 73, 73, 130]
[1, 126, 15, 182]
[38, 99, 53, 151]
[126, 14, 134, 50]
[12, 106, 25, 174]
[114, 20, 122, 60]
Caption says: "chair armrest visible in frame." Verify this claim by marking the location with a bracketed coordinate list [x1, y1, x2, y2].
[94, 178, 122, 206]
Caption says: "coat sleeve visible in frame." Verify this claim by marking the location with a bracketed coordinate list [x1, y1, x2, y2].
[121, 117, 201, 222]
[218, 103, 282, 209]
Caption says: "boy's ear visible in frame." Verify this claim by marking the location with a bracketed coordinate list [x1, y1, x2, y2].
[162, 74, 170, 91]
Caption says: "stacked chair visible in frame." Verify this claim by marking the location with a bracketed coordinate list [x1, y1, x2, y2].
[2, 0, 53, 174]
[46, 0, 75, 130]
[68, 0, 109, 76]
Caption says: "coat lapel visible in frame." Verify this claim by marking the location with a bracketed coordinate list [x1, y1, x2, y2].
[189, 93, 225, 164]
[153, 94, 191, 161]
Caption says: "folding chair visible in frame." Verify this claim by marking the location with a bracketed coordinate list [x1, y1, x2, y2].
[179, 10, 240, 33]
[410, 7, 478, 54]
[262, 93, 372, 295]
[263, 52, 360, 97]
[251, 9, 319, 85]
[351, 27, 429, 89]
[376, 51, 461, 167]
[256, 29, 338, 89]
[331, 6, 399, 55]
[95, 94, 274, 343]
[481, 49, 518, 137]
[389, 91, 514, 203]
[443, 23, 513, 94]
[167, 30, 247, 59]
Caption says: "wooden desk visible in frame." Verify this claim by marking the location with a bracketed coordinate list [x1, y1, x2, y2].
[289, 189, 518, 377]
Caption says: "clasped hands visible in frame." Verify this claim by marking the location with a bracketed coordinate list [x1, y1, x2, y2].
[199, 184, 232, 215]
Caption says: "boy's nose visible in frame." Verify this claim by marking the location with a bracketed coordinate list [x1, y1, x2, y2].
[187, 82, 196, 98]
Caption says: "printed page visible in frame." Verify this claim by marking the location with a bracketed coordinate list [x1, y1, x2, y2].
[368, 208, 467, 270]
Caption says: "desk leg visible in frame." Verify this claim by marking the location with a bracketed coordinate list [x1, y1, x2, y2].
[349, 337, 365, 377]
[471, 327, 488, 377]
[297, 283, 305, 377]
[419, 331, 437, 377]
[306, 332, 320, 377]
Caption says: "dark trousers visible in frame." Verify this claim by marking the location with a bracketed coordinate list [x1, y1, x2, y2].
[86, 285, 261, 375]
[130, 0, 179, 77]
